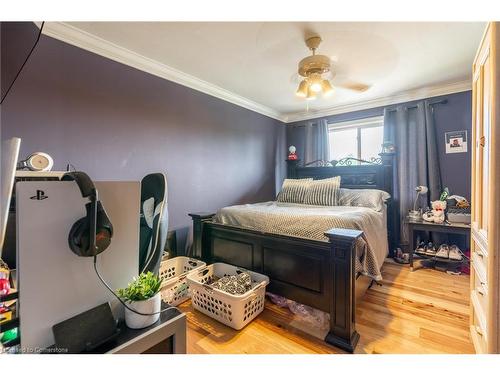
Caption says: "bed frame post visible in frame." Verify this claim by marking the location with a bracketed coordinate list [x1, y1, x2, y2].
[324, 228, 362, 353]
[189, 212, 215, 260]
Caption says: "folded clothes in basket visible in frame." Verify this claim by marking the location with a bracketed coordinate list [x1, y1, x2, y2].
[210, 272, 252, 295]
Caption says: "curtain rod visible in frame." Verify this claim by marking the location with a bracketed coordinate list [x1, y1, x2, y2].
[290, 98, 449, 127]
[385, 98, 448, 113]
[290, 114, 379, 128]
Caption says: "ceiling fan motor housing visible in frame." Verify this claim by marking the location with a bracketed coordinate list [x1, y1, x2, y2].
[298, 54, 331, 77]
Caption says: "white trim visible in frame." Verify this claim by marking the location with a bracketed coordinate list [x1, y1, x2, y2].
[38, 23, 471, 124]
[282, 80, 471, 123]
[40, 22, 283, 121]
[328, 115, 384, 130]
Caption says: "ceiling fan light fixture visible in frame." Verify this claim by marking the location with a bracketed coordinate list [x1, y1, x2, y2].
[306, 86, 317, 101]
[309, 82, 322, 93]
[296, 80, 308, 98]
[308, 73, 323, 93]
[321, 79, 334, 96]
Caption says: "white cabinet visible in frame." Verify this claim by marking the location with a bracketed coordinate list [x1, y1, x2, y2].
[470, 22, 500, 354]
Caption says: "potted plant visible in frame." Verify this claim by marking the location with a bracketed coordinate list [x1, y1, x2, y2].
[117, 272, 163, 329]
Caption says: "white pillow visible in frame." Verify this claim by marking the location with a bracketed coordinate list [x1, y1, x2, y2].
[338, 188, 390, 211]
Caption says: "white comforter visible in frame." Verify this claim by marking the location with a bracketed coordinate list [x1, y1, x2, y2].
[214, 201, 388, 280]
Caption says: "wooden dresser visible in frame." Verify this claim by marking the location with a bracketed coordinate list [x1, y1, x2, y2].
[470, 21, 500, 354]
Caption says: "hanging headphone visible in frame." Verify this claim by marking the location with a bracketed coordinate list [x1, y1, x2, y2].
[63, 172, 177, 317]
[61, 172, 113, 257]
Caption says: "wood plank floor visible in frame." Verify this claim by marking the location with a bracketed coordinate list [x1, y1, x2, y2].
[178, 260, 475, 354]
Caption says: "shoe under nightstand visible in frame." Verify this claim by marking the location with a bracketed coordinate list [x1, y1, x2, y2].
[406, 216, 471, 272]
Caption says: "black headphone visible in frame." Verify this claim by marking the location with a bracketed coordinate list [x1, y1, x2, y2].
[61, 172, 113, 257]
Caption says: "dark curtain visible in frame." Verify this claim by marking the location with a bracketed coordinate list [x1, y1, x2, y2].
[303, 119, 329, 165]
[384, 100, 442, 248]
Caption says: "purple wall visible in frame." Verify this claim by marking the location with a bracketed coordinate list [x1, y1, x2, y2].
[287, 91, 473, 199]
[0, 23, 285, 251]
[1, 22, 472, 251]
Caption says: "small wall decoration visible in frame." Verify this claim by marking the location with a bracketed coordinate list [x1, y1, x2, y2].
[445, 130, 467, 154]
[288, 145, 298, 160]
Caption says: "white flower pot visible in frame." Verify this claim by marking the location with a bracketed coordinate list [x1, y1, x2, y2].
[124, 293, 161, 329]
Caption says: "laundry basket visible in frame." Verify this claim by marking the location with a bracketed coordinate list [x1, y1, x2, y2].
[187, 263, 270, 330]
[159, 256, 206, 306]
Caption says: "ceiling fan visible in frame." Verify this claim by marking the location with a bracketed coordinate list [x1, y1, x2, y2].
[294, 35, 371, 100]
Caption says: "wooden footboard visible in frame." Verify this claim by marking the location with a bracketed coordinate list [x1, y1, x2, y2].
[189, 212, 362, 352]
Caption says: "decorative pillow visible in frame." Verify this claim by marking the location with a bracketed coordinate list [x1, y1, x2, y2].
[338, 188, 391, 211]
[303, 176, 341, 206]
[277, 178, 313, 203]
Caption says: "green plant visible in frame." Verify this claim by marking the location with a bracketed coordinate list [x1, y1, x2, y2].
[117, 272, 163, 302]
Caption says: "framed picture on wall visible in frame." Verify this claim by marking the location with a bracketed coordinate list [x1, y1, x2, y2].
[445, 130, 468, 154]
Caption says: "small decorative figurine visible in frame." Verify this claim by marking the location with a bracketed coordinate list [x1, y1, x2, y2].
[288, 145, 298, 160]
[430, 200, 447, 224]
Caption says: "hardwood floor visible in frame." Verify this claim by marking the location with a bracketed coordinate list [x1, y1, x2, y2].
[178, 260, 475, 354]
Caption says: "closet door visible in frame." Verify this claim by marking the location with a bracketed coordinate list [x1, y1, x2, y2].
[470, 22, 500, 354]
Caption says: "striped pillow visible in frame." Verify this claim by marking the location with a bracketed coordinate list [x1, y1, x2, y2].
[277, 178, 313, 203]
[303, 176, 341, 206]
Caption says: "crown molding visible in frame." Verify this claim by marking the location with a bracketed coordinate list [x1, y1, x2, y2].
[38, 23, 471, 125]
[40, 22, 283, 121]
[282, 80, 472, 123]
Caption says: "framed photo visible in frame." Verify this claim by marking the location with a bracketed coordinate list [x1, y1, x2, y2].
[445, 130, 467, 154]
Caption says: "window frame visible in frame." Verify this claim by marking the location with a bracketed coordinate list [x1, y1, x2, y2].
[328, 115, 384, 161]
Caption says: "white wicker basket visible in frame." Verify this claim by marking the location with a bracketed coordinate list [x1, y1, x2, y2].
[159, 256, 206, 306]
[187, 263, 270, 330]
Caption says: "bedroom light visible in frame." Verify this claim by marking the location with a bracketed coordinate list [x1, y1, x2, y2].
[306, 86, 317, 100]
[295, 76, 334, 99]
[321, 79, 334, 96]
[295, 80, 308, 98]
[309, 73, 323, 93]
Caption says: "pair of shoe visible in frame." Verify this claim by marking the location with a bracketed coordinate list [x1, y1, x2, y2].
[435, 244, 463, 260]
[415, 241, 437, 256]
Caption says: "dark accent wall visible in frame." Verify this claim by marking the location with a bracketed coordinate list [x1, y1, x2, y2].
[1, 22, 285, 252]
[287, 91, 472, 199]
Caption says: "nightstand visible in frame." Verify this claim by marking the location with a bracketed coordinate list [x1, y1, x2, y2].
[406, 217, 471, 271]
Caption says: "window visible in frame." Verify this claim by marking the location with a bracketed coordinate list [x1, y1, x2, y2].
[328, 116, 384, 163]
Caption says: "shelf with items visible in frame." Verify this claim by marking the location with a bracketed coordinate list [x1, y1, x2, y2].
[0, 290, 18, 303]
[1, 262, 20, 353]
[413, 252, 467, 264]
[406, 217, 470, 272]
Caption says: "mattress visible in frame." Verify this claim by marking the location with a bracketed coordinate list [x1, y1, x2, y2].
[214, 201, 388, 280]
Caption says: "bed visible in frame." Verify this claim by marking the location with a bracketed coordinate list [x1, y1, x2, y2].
[189, 153, 397, 352]
[215, 200, 388, 280]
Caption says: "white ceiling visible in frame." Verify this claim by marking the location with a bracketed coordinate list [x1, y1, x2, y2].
[46, 22, 485, 122]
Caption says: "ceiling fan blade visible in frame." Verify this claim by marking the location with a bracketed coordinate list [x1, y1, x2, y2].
[336, 81, 371, 92]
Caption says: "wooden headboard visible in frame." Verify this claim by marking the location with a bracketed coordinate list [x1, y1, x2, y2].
[286, 152, 398, 255]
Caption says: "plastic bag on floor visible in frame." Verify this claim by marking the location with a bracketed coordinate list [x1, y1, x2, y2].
[266, 292, 329, 331]
[266, 292, 289, 307]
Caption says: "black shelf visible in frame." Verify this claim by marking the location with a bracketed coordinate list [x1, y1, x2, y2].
[413, 252, 466, 264]
[0, 291, 18, 303]
[407, 216, 470, 272]
[0, 317, 19, 333]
